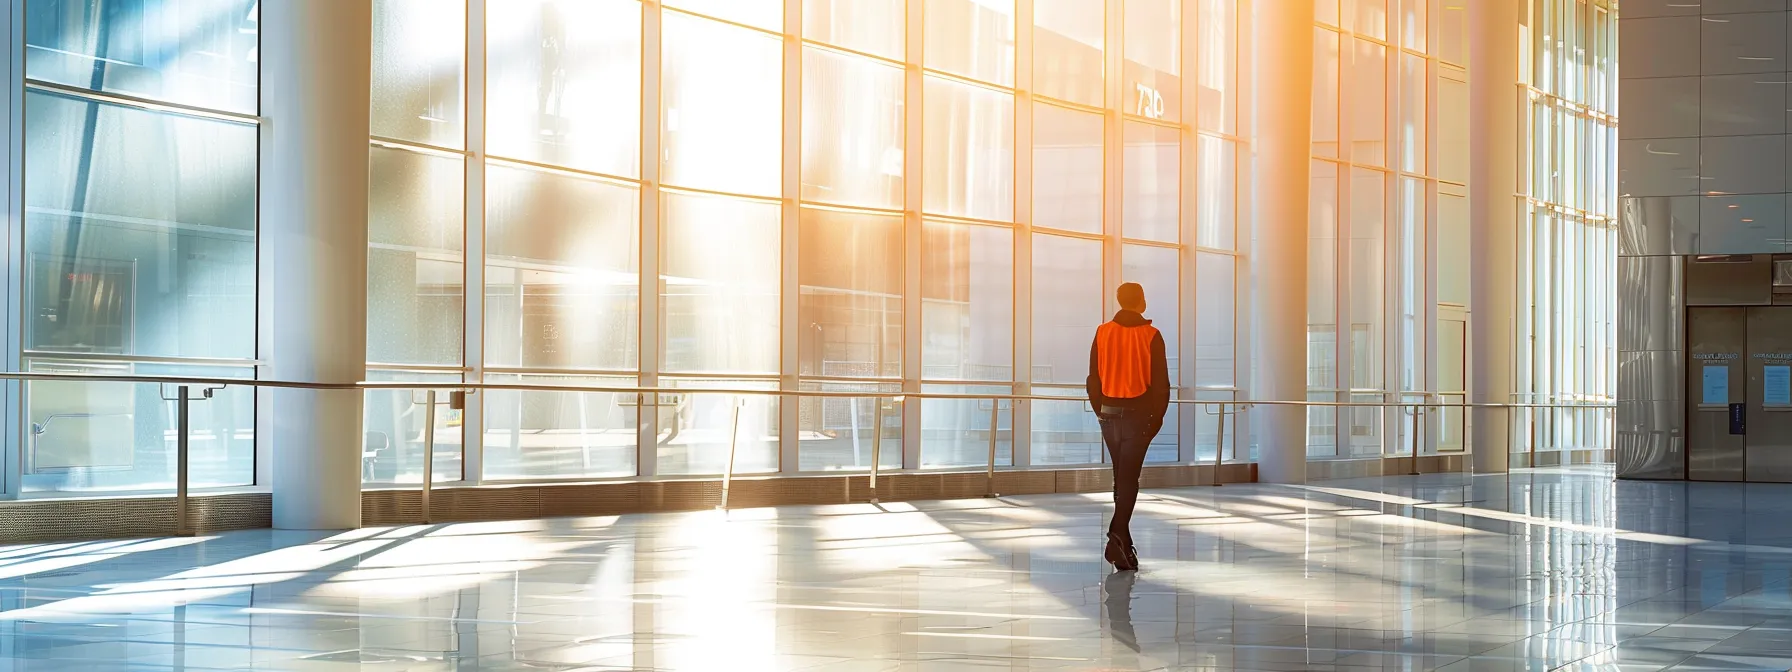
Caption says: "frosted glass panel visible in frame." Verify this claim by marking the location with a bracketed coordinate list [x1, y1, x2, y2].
[26, 0, 260, 114]
[23, 361, 254, 494]
[368, 146, 465, 367]
[925, 0, 1015, 86]
[1033, 103, 1102, 234]
[1034, 0, 1104, 106]
[806, 0, 904, 61]
[485, 164, 639, 371]
[665, 0, 781, 31]
[799, 209, 904, 379]
[487, 0, 641, 176]
[1123, 122, 1179, 243]
[483, 374, 638, 480]
[802, 48, 904, 209]
[373, 0, 466, 148]
[1032, 235, 1102, 385]
[924, 76, 1015, 221]
[1196, 136, 1236, 249]
[922, 221, 1014, 381]
[661, 193, 780, 375]
[662, 12, 782, 197]
[25, 92, 256, 360]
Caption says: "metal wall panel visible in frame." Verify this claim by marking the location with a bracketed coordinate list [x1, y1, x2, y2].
[1617, 400, 1685, 479]
[1619, 256, 1684, 351]
[1687, 255, 1772, 306]
[1619, 197, 1698, 257]
[1620, 351, 1684, 402]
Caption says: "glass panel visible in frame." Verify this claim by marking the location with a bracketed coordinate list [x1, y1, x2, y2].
[922, 221, 1014, 381]
[1317, 0, 1340, 26]
[363, 370, 464, 485]
[1195, 252, 1235, 387]
[1352, 0, 1388, 41]
[1032, 388, 1101, 465]
[1399, 178, 1423, 392]
[1402, 0, 1427, 53]
[484, 164, 638, 371]
[1032, 234, 1102, 385]
[664, 0, 781, 31]
[797, 381, 903, 472]
[923, 76, 1015, 221]
[802, 48, 904, 209]
[1196, 137, 1236, 250]
[1122, 122, 1179, 243]
[1399, 53, 1426, 174]
[799, 208, 904, 379]
[23, 361, 253, 494]
[26, 0, 260, 114]
[368, 146, 465, 367]
[1350, 38, 1387, 166]
[1034, 0, 1104, 107]
[805, 0, 904, 61]
[661, 192, 780, 375]
[372, 0, 466, 148]
[483, 374, 636, 480]
[662, 12, 782, 197]
[920, 384, 1013, 468]
[1123, 244, 1179, 463]
[1196, 0, 1237, 133]
[1122, 0, 1181, 122]
[1348, 168, 1386, 456]
[25, 92, 257, 360]
[1309, 161, 1339, 457]
[487, 0, 641, 177]
[1313, 28, 1340, 158]
[659, 380, 779, 475]
[1033, 103, 1103, 234]
[924, 0, 1015, 86]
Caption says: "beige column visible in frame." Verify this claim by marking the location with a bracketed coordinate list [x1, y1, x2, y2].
[1249, 0, 1315, 484]
[260, 0, 372, 529]
[1469, 0, 1521, 475]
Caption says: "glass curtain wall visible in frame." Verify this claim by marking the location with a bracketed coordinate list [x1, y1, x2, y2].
[1517, 0, 1617, 465]
[19, 0, 261, 495]
[1309, 0, 1457, 459]
[365, 0, 1243, 484]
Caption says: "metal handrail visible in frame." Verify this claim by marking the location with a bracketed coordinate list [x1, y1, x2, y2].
[0, 370, 1616, 535]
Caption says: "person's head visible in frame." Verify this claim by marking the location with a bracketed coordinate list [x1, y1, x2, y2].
[1117, 283, 1147, 314]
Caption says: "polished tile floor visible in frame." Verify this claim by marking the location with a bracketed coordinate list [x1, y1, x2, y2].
[3, 467, 1792, 670]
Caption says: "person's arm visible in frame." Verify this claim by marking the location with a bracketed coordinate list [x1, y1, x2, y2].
[1147, 332, 1170, 428]
[1087, 331, 1107, 410]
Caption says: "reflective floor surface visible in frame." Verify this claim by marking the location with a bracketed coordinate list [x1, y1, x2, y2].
[4, 466, 1792, 671]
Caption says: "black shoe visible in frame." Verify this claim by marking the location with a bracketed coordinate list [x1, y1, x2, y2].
[1105, 532, 1137, 571]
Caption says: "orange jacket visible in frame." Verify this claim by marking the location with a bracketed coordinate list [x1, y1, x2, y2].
[1086, 310, 1170, 419]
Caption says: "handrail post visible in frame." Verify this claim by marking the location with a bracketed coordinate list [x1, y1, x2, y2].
[1409, 403, 1422, 476]
[868, 397, 884, 503]
[983, 399, 1000, 498]
[1209, 402, 1226, 487]
[175, 385, 192, 537]
[421, 389, 437, 524]
[718, 397, 742, 510]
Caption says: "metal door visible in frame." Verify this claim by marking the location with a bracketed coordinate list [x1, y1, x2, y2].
[1687, 307, 1746, 481]
[1747, 307, 1792, 481]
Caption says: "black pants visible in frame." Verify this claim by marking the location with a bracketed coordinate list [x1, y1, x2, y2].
[1099, 413, 1153, 542]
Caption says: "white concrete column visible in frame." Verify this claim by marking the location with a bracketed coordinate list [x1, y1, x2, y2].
[260, 0, 371, 529]
[1469, 0, 1520, 475]
[1249, 0, 1314, 484]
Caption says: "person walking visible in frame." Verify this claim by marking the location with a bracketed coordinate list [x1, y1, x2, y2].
[1087, 282, 1169, 571]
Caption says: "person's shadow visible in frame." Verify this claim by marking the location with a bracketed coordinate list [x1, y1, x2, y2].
[1103, 572, 1141, 654]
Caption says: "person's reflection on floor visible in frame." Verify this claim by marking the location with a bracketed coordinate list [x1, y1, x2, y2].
[1103, 571, 1140, 653]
